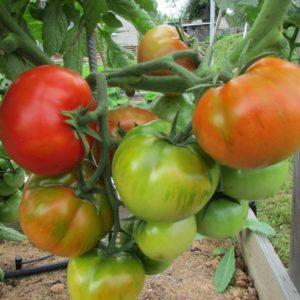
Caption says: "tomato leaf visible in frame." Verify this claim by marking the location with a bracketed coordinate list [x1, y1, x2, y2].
[83, 0, 108, 38]
[99, 30, 135, 69]
[63, 22, 86, 74]
[245, 0, 264, 25]
[244, 219, 276, 236]
[102, 12, 123, 29]
[214, 246, 235, 293]
[212, 246, 226, 257]
[0, 54, 32, 81]
[135, 0, 158, 16]
[215, 0, 259, 10]
[0, 224, 26, 242]
[0, 267, 4, 282]
[42, 0, 68, 55]
[107, 0, 155, 34]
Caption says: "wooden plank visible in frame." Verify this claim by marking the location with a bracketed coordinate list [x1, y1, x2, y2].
[239, 210, 299, 300]
[289, 153, 300, 292]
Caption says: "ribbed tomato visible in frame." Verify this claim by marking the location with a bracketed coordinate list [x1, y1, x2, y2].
[193, 57, 300, 169]
[138, 25, 197, 76]
[20, 164, 113, 257]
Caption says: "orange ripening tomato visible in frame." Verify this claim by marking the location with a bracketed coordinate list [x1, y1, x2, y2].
[138, 25, 197, 76]
[93, 105, 157, 163]
[193, 57, 300, 169]
[20, 164, 113, 257]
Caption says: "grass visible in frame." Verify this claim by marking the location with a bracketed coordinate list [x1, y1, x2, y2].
[256, 159, 293, 267]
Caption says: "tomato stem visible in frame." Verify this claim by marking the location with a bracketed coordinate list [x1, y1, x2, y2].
[230, 0, 291, 66]
[0, 3, 53, 66]
[83, 72, 122, 253]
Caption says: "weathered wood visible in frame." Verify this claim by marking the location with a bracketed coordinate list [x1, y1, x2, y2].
[289, 153, 300, 292]
[239, 210, 299, 300]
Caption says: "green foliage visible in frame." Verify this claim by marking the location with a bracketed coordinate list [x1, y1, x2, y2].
[83, 0, 108, 38]
[182, 0, 211, 22]
[0, 223, 26, 242]
[42, 0, 68, 55]
[98, 31, 135, 69]
[0, 267, 3, 281]
[214, 246, 235, 293]
[244, 219, 276, 236]
[107, 0, 155, 34]
[107, 88, 129, 109]
[215, 0, 259, 10]
[135, 0, 158, 17]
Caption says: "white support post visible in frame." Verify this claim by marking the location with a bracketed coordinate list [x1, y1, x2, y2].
[209, 0, 216, 46]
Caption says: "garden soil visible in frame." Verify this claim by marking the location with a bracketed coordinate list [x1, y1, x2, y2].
[0, 239, 258, 300]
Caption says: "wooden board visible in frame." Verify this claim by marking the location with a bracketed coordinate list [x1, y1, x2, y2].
[239, 210, 300, 300]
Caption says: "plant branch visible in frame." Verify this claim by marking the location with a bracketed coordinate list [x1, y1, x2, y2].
[0, 33, 53, 65]
[0, 3, 53, 65]
[230, 0, 291, 66]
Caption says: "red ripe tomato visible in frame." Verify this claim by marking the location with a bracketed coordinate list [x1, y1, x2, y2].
[193, 57, 300, 169]
[0, 65, 95, 176]
[137, 25, 197, 76]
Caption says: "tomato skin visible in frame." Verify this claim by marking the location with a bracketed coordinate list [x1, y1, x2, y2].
[0, 190, 22, 224]
[150, 94, 194, 129]
[196, 196, 248, 240]
[112, 120, 220, 222]
[67, 250, 145, 300]
[134, 216, 196, 262]
[0, 65, 94, 176]
[108, 105, 157, 140]
[221, 160, 289, 200]
[193, 57, 300, 169]
[93, 105, 157, 163]
[138, 25, 197, 76]
[120, 218, 172, 275]
[20, 167, 113, 257]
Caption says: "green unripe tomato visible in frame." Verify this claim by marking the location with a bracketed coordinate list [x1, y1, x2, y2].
[221, 160, 289, 200]
[134, 216, 196, 262]
[150, 94, 194, 128]
[68, 250, 145, 300]
[113, 120, 220, 222]
[0, 190, 22, 223]
[196, 196, 248, 240]
[120, 218, 172, 275]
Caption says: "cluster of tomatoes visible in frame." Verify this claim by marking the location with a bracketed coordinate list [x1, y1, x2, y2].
[0, 24, 299, 299]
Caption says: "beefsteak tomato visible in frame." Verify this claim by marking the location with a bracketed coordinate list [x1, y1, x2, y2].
[112, 120, 220, 222]
[20, 163, 113, 257]
[193, 57, 300, 169]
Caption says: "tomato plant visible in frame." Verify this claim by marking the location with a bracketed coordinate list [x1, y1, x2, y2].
[221, 160, 289, 200]
[0, 190, 22, 224]
[0, 65, 95, 176]
[137, 24, 197, 75]
[196, 195, 249, 240]
[150, 94, 194, 129]
[112, 120, 220, 222]
[68, 250, 145, 300]
[193, 57, 300, 169]
[20, 164, 113, 257]
[134, 216, 196, 262]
